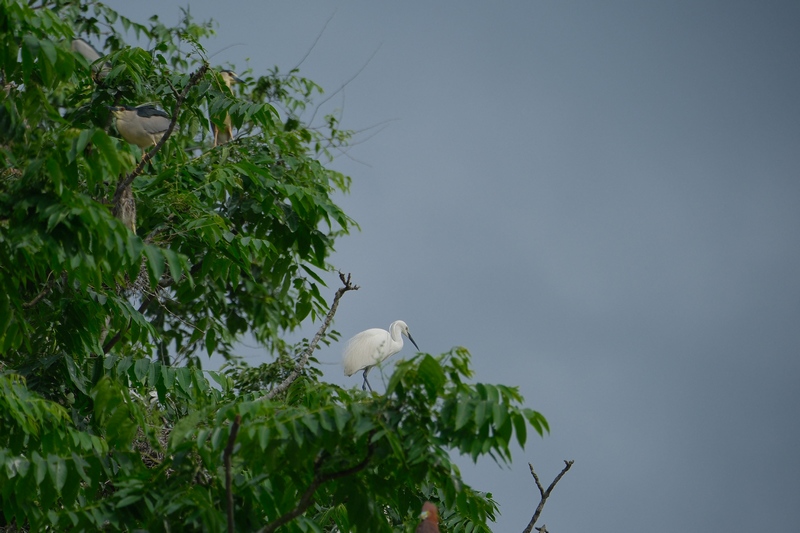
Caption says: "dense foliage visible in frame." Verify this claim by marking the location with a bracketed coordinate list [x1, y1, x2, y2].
[0, 1, 548, 531]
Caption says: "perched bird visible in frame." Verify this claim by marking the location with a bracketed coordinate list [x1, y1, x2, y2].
[213, 69, 244, 146]
[70, 38, 110, 81]
[416, 502, 439, 533]
[109, 105, 171, 151]
[112, 183, 137, 233]
[342, 320, 419, 392]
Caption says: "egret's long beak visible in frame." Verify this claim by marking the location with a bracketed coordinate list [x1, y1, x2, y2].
[231, 74, 244, 83]
[408, 334, 419, 352]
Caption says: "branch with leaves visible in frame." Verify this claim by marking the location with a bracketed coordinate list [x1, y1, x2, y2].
[111, 62, 210, 210]
[258, 439, 375, 533]
[1, 4, 552, 532]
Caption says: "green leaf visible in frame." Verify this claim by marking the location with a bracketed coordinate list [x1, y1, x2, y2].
[176, 368, 192, 395]
[302, 414, 320, 436]
[143, 244, 165, 286]
[70, 129, 92, 164]
[92, 129, 122, 176]
[525, 409, 550, 436]
[206, 328, 217, 356]
[512, 412, 527, 448]
[418, 355, 446, 397]
[46, 454, 67, 493]
[455, 399, 474, 431]
[64, 355, 88, 395]
[91, 377, 137, 448]
[133, 358, 150, 382]
[492, 401, 507, 431]
[38, 38, 58, 66]
[71, 452, 92, 484]
[32, 452, 46, 484]
[162, 248, 184, 282]
[474, 400, 488, 427]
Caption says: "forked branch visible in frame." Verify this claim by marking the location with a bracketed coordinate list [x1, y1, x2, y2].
[522, 460, 574, 533]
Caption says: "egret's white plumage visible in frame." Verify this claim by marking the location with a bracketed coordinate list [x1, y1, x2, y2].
[343, 320, 419, 391]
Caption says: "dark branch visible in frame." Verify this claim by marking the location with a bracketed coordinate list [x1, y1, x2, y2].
[522, 460, 574, 533]
[259, 438, 374, 533]
[225, 415, 242, 533]
[265, 271, 359, 400]
[22, 271, 64, 308]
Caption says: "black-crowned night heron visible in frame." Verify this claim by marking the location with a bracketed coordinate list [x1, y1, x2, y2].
[109, 105, 171, 151]
[213, 70, 244, 146]
[71, 38, 110, 81]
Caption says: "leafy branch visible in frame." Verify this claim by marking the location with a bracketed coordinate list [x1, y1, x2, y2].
[258, 438, 375, 533]
[111, 62, 210, 207]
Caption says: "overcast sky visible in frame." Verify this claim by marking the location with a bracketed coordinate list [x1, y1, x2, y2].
[103, 1, 800, 530]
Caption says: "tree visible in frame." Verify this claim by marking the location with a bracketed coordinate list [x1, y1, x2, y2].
[0, 1, 550, 531]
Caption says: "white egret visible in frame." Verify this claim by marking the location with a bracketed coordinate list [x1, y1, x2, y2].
[342, 320, 419, 392]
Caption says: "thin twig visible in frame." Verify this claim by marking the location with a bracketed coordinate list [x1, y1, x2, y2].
[265, 271, 359, 400]
[522, 460, 574, 533]
[290, 11, 336, 73]
[225, 415, 242, 533]
[308, 45, 381, 126]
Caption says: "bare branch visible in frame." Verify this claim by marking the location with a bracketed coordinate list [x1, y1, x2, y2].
[522, 460, 574, 533]
[265, 271, 359, 400]
[225, 415, 242, 533]
[308, 44, 381, 125]
[290, 11, 337, 73]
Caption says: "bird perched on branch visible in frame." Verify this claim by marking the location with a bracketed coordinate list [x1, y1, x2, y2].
[416, 502, 439, 533]
[71, 38, 111, 81]
[213, 69, 244, 146]
[342, 320, 419, 392]
[109, 105, 171, 151]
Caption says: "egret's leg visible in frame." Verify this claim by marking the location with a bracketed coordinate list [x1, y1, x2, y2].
[362, 367, 374, 392]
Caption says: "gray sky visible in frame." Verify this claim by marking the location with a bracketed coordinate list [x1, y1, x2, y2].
[104, 1, 800, 530]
